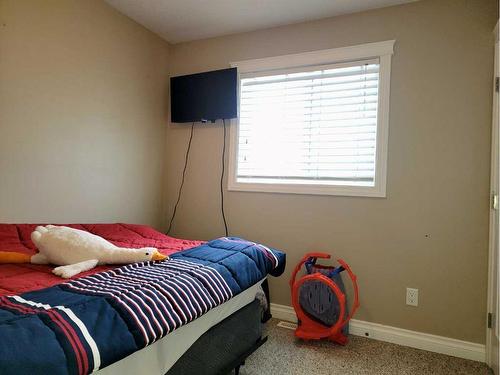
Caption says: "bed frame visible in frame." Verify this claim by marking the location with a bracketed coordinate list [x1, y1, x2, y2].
[167, 297, 268, 375]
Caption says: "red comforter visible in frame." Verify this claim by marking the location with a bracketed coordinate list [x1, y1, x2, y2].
[0, 223, 203, 296]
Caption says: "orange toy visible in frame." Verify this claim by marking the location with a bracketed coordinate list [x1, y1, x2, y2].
[289, 252, 359, 345]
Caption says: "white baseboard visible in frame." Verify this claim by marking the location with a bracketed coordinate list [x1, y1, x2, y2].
[270, 303, 486, 363]
[271, 303, 299, 323]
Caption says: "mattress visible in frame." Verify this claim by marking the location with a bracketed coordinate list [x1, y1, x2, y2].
[0, 223, 203, 295]
[96, 280, 265, 375]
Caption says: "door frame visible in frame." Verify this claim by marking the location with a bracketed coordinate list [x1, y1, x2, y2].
[486, 21, 500, 371]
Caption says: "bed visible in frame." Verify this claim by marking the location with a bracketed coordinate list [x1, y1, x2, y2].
[0, 223, 285, 375]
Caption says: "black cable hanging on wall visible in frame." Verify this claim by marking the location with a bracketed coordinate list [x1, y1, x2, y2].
[167, 122, 195, 235]
[221, 119, 229, 237]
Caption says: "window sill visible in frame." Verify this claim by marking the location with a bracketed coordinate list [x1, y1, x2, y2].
[227, 180, 386, 198]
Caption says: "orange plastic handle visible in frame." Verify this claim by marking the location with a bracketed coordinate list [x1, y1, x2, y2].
[336, 258, 360, 330]
[289, 252, 331, 290]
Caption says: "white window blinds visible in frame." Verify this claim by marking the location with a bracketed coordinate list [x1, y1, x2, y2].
[237, 59, 380, 187]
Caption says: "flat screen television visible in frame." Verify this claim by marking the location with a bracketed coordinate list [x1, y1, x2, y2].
[170, 68, 238, 123]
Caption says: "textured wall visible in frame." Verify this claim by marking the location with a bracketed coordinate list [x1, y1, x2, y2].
[0, 0, 170, 227]
[165, 0, 497, 343]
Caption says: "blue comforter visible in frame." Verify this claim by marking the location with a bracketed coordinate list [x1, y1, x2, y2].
[0, 237, 285, 375]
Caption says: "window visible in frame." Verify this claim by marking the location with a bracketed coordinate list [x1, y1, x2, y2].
[228, 41, 394, 197]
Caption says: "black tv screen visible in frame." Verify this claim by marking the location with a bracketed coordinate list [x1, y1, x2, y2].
[170, 68, 238, 123]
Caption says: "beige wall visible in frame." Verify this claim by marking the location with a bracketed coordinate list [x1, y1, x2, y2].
[165, 0, 497, 343]
[0, 0, 170, 227]
[0, 0, 495, 345]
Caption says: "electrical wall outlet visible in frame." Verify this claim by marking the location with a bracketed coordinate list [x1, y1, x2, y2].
[406, 288, 419, 306]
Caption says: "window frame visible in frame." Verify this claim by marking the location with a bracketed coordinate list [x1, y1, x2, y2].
[228, 40, 395, 197]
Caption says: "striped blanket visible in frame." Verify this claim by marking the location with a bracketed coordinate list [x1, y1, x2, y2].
[0, 237, 285, 375]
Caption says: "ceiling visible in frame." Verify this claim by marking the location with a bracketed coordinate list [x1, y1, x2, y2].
[105, 0, 418, 44]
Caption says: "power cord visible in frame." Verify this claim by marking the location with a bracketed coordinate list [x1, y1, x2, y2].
[167, 122, 195, 235]
[167, 120, 229, 237]
[221, 119, 229, 236]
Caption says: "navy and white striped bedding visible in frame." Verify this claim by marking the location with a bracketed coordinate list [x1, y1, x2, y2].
[0, 237, 285, 375]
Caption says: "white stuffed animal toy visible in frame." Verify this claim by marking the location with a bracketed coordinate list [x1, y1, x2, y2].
[29, 225, 167, 278]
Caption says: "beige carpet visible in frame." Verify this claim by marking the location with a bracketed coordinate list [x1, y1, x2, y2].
[239, 319, 490, 375]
